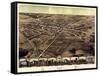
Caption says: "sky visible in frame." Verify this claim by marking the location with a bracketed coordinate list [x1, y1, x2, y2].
[18, 3, 96, 16]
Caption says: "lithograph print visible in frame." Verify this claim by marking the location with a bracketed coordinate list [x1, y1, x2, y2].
[17, 3, 97, 73]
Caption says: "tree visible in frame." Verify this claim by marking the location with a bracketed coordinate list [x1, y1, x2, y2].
[69, 48, 76, 55]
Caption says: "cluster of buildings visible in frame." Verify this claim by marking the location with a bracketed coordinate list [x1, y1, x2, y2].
[19, 56, 94, 67]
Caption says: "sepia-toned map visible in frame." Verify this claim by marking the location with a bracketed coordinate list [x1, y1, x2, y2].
[17, 3, 97, 73]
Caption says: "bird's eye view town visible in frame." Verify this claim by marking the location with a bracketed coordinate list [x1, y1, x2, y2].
[17, 4, 96, 72]
[19, 13, 95, 67]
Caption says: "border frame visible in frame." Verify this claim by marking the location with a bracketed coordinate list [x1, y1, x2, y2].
[11, 1, 98, 74]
